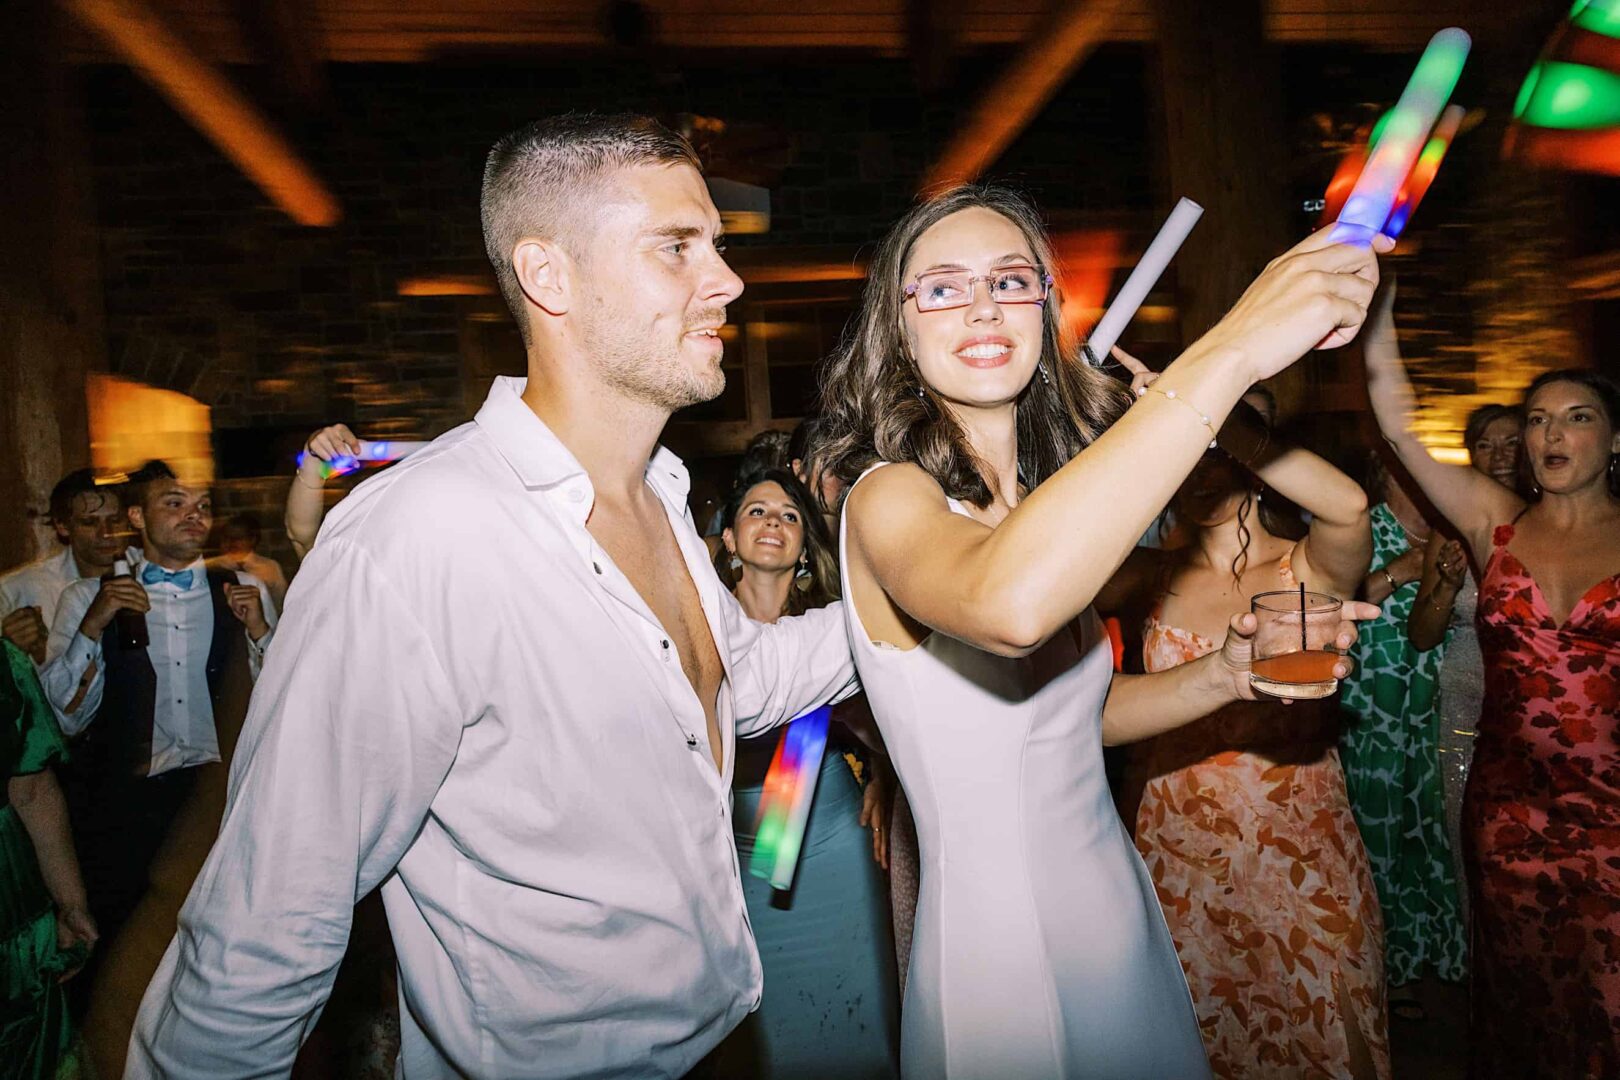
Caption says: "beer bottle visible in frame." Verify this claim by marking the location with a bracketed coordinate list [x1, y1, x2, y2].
[109, 558, 150, 650]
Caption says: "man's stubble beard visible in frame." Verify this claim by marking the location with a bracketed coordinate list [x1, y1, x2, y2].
[578, 299, 727, 412]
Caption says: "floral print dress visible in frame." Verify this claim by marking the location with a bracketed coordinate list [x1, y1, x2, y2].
[1131, 554, 1390, 1080]
[1465, 523, 1620, 1079]
[1337, 502, 1467, 985]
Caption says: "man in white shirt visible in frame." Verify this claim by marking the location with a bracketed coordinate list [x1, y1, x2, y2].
[129, 113, 857, 1079]
[205, 512, 290, 613]
[0, 468, 129, 664]
[43, 459, 276, 968]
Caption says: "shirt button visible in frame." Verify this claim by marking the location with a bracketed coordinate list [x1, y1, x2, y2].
[593, 562, 602, 575]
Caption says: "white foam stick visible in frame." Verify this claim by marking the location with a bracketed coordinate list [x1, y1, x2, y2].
[356, 439, 430, 463]
[1084, 197, 1204, 365]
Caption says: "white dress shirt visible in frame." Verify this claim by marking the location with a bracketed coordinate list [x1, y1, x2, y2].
[42, 556, 277, 776]
[0, 546, 86, 633]
[129, 377, 858, 1080]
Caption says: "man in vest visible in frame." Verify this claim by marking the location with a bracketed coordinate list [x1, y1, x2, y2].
[41, 459, 277, 955]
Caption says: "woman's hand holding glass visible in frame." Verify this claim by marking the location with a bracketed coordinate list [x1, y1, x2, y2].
[1209, 596, 1378, 704]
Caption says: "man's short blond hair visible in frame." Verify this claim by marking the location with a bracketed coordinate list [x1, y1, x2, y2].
[480, 113, 701, 345]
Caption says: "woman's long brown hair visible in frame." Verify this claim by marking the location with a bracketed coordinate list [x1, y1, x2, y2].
[815, 185, 1130, 509]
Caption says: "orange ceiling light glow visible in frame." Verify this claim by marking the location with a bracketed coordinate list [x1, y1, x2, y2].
[59, 0, 341, 226]
[921, 0, 1130, 191]
[398, 275, 496, 296]
[1049, 229, 1124, 348]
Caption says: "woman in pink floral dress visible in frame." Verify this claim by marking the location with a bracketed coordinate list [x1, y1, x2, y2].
[1364, 287, 1620, 1079]
[1100, 395, 1387, 1079]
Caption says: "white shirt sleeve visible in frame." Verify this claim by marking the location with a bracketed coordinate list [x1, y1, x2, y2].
[128, 536, 465, 1078]
[39, 579, 104, 735]
[727, 597, 859, 739]
[0, 573, 19, 618]
[232, 570, 279, 679]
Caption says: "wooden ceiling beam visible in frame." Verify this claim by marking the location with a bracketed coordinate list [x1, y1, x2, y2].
[920, 0, 1130, 192]
[59, 0, 341, 226]
[232, 0, 328, 105]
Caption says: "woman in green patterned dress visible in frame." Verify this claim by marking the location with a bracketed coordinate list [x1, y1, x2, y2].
[1, 638, 97, 1080]
[1339, 455, 1466, 1004]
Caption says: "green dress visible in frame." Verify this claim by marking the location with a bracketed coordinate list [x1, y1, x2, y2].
[1339, 503, 1467, 984]
[0, 640, 84, 1080]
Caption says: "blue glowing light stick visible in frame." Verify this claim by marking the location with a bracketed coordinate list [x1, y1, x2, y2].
[749, 706, 832, 891]
[295, 439, 429, 479]
[1332, 28, 1471, 246]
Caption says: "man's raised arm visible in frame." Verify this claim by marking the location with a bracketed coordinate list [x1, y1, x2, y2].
[727, 595, 858, 739]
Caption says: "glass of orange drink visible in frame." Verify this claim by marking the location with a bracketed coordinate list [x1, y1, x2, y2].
[1248, 590, 1345, 700]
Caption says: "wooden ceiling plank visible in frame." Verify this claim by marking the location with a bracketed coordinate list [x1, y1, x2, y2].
[61, 0, 342, 225]
[921, 0, 1131, 192]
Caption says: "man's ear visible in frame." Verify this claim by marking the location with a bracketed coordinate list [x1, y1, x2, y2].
[512, 238, 573, 317]
[127, 505, 145, 534]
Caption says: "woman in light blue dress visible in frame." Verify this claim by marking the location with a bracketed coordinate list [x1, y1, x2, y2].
[817, 186, 1386, 1078]
[711, 467, 899, 1079]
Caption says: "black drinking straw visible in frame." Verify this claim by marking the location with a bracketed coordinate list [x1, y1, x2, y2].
[1299, 582, 1308, 652]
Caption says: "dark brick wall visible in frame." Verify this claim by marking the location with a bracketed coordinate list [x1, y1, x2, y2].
[84, 49, 1157, 446]
[80, 47, 1163, 573]
[77, 37, 1597, 575]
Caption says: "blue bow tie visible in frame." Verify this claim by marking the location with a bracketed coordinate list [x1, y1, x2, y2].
[139, 564, 194, 590]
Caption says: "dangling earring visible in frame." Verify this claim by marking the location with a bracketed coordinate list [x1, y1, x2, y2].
[1037, 362, 1051, 386]
[913, 385, 926, 400]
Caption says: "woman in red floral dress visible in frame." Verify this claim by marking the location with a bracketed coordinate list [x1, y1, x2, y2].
[1364, 288, 1620, 1079]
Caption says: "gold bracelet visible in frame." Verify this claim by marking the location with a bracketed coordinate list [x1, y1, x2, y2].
[1143, 386, 1218, 448]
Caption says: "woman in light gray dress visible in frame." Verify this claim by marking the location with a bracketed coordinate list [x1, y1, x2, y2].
[1406, 402, 1523, 924]
[817, 186, 1386, 1078]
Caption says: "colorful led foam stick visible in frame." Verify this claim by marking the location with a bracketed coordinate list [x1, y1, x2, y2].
[1318, 135, 1371, 227]
[1571, 0, 1620, 41]
[1504, 0, 1620, 175]
[1516, 60, 1620, 129]
[1381, 104, 1465, 239]
[749, 705, 832, 891]
[295, 439, 429, 479]
[1332, 27, 1471, 246]
[1083, 197, 1203, 365]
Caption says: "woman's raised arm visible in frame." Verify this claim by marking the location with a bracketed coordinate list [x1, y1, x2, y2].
[1363, 288, 1522, 557]
[848, 226, 1385, 656]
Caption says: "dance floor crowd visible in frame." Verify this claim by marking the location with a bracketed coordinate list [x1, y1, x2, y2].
[1, 113, 1617, 1080]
